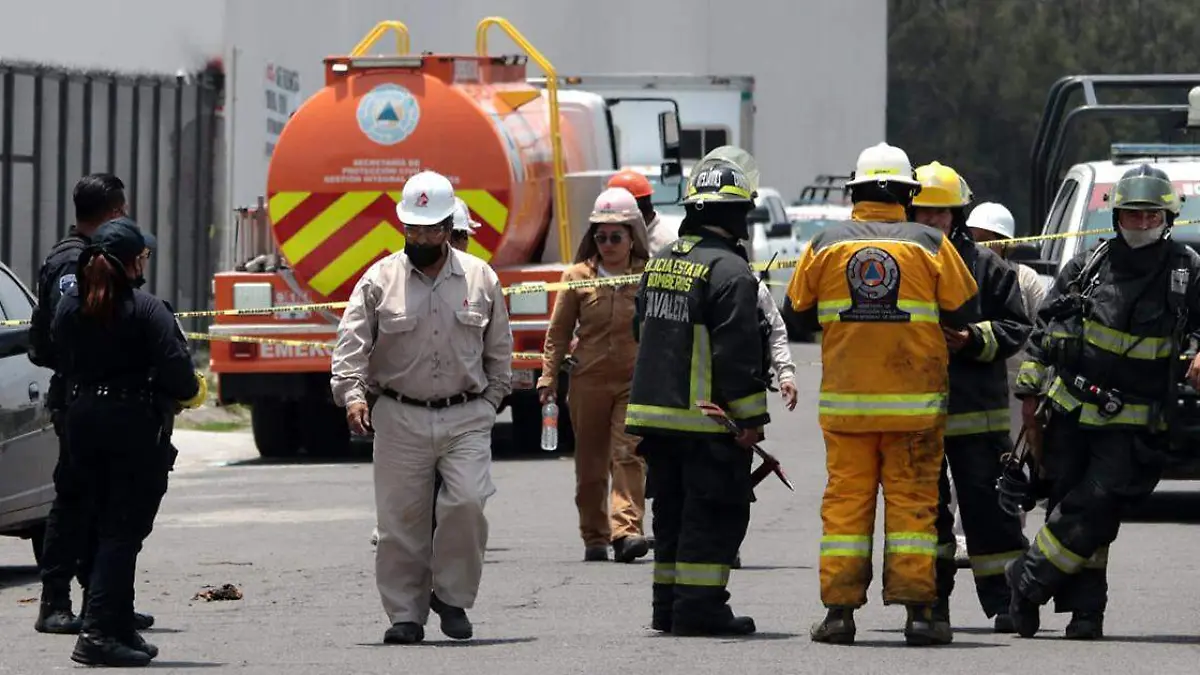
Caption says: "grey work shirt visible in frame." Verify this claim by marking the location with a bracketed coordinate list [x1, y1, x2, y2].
[331, 248, 514, 410]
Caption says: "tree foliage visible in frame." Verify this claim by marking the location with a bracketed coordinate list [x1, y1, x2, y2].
[887, 0, 1200, 234]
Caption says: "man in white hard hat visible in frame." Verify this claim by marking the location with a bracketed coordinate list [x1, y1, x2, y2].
[450, 197, 480, 253]
[332, 170, 513, 646]
[967, 202, 1047, 320]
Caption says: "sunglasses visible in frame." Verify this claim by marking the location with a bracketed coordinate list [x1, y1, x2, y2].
[593, 232, 625, 245]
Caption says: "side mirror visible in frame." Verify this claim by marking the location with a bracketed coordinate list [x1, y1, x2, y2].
[767, 222, 792, 238]
[1005, 243, 1041, 262]
[660, 160, 683, 186]
[0, 325, 31, 359]
[658, 110, 681, 163]
[747, 206, 771, 225]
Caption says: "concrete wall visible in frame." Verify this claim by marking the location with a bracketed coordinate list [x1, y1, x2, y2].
[224, 0, 887, 209]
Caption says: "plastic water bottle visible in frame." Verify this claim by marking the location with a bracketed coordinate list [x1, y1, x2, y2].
[540, 401, 559, 451]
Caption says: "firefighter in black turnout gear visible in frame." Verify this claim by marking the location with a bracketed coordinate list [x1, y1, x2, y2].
[29, 174, 158, 636]
[909, 162, 1032, 634]
[1008, 164, 1200, 640]
[625, 147, 770, 637]
[53, 217, 205, 667]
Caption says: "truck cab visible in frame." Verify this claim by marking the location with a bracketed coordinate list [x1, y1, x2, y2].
[1022, 75, 1200, 479]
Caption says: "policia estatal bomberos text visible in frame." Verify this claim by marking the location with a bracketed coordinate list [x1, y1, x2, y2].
[1007, 164, 1200, 640]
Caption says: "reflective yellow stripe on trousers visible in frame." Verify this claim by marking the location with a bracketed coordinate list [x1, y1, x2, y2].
[945, 408, 1010, 437]
[970, 550, 1024, 578]
[818, 392, 946, 417]
[674, 562, 730, 587]
[1034, 526, 1085, 574]
[815, 299, 940, 323]
[653, 562, 676, 585]
[820, 534, 872, 558]
[884, 532, 937, 556]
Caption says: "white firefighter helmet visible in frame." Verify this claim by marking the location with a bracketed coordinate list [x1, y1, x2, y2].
[589, 187, 642, 223]
[845, 142, 921, 187]
[451, 197, 479, 233]
[396, 171, 457, 225]
[967, 202, 1016, 240]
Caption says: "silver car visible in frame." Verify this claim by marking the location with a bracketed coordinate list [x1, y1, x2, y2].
[0, 260, 56, 564]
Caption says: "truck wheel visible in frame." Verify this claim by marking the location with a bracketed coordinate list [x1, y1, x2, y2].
[299, 398, 351, 457]
[251, 399, 301, 459]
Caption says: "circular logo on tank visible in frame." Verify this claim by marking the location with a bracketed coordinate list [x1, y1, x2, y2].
[356, 83, 421, 145]
[846, 247, 900, 301]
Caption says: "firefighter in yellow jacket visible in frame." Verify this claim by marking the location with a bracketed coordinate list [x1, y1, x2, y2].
[786, 142, 980, 646]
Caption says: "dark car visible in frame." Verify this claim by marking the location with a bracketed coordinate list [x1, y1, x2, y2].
[0, 260, 56, 564]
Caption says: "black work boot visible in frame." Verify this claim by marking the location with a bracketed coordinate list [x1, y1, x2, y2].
[121, 631, 159, 658]
[672, 612, 756, 637]
[132, 611, 155, 630]
[430, 593, 473, 640]
[383, 622, 424, 644]
[810, 607, 856, 644]
[993, 613, 1016, 634]
[904, 605, 953, 646]
[1004, 560, 1040, 638]
[584, 546, 609, 562]
[34, 585, 81, 634]
[71, 633, 153, 668]
[1064, 611, 1104, 640]
[612, 536, 650, 564]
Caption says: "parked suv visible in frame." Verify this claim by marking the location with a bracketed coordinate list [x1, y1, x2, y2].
[0, 260, 57, 564]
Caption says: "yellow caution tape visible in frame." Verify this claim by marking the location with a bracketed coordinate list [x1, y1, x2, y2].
[184, 331, 334, 349]
[9, 219, 1195, 327]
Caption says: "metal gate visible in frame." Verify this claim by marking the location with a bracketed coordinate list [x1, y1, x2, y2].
[0, 61, 221, 329]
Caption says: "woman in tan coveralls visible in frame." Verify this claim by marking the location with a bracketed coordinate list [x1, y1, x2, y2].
[538, 187, 652, 564]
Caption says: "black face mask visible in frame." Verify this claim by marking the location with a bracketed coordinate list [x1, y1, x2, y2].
[405, 241, 445, 268]
[133, 275, 147, 289]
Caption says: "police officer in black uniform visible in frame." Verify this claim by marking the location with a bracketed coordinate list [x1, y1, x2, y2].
[29, 174, 160, 635]
[625, 147, 770, 637]
[53, 217, 204, 667]
[1008, 164, 1200, 639]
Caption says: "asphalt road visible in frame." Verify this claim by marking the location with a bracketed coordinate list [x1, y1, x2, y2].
[4, 343, 1200, 673]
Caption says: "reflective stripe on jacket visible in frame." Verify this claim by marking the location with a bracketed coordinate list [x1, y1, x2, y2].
[786, 202, 980, 432]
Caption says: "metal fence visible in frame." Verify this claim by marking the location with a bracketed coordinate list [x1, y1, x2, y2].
[0, 61, 221, 330]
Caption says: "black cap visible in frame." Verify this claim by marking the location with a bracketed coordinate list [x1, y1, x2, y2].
[93, 216, 156, 263]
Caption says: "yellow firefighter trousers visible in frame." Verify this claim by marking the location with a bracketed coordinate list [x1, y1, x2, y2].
[567, 376, 646, 547]
[819, 427, 944, 608]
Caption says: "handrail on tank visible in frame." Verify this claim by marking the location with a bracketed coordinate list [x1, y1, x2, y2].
[475, 16, 572, 263]
[351, 21, 411, 57]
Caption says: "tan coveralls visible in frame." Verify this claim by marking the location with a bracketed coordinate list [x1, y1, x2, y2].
[331, 249, 513, 625]
[540, 259, 647, 547]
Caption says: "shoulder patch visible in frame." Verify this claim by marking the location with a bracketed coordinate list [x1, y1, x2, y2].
[58, 273, 77, 294]
[671, 235, 701, 255]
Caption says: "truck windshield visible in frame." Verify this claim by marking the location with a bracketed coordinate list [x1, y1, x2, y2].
[1078, 176, 1200, 252]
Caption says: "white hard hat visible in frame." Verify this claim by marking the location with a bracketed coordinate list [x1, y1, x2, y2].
[396, 171, 457, 225]
[451, 197, 479, 233]
[845, 142, 920, 187]
[967, 201, 1016, 240]
[589, 187, 641, 224]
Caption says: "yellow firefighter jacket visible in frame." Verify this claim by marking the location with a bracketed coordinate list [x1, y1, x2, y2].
[786, 202, 980, 432]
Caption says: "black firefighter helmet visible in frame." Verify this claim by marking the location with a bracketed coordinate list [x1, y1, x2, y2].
[683, 146, 760, 206]
[1108, 163, 1183, 228]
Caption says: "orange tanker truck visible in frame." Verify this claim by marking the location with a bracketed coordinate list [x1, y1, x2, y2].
[207, 18, 683, 458]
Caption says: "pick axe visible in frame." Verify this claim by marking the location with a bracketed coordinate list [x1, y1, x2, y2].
[696, 400, 795, 491]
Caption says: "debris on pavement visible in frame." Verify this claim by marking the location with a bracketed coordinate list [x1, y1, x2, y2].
[192, 583, 244, 602]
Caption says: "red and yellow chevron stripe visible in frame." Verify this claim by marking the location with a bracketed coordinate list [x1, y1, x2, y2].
[267, 189, 510, 301]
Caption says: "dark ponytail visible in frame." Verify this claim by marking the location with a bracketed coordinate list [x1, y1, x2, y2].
[81, 253, 123, 322]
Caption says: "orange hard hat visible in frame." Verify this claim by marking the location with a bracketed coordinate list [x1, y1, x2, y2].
[608, 169, 654, 199]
